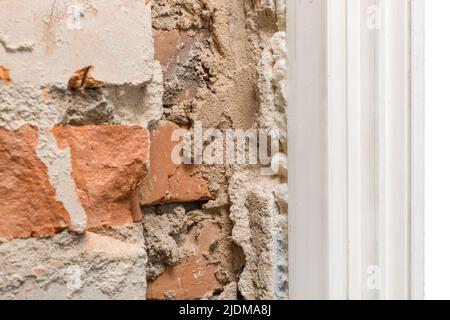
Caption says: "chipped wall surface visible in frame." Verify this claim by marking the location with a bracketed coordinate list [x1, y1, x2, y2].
[0, 0, 154, 87]
[0, 0, 287, 300]
[0, 230, 147, 300]
[147, 0, 288, 300]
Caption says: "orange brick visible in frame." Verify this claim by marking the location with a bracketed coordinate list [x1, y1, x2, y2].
[0, 125, 71, 239]
[0, 66, 11, 84]
[140, 121, 210, 206]
[147, 220, 221, 300]
[52, 125, 149, 230]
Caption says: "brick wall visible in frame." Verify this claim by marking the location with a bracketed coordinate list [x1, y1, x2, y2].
[0, 0, 287, 300]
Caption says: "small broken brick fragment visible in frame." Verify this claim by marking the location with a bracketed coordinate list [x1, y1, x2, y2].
[67, 66, 102, 90]
[52, 125, 149, 230]
[140, 121, 211, 206]
[147, 220, 222, 300]
[0, 66, 11, 84]
[41, 87, 50, 98]
[0, 125, 71, 239]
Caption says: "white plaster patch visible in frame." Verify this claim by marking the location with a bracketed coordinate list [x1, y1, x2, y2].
[0, 231, 147, 300]
[258, 31, 287, 153]
[65, 265, 84, 294]
[271, 31, 287, 113]
[0, 0, 162, 131]
[0, 0, 154, 87]
[271, 152, 287, 178]
[36, 129, 87, 233]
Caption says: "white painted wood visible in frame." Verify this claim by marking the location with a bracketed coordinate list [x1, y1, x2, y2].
[288, 0, 424, 300]
[359, 0, 379, 301]
[410, 0, 425, 300]
[378, 0, 410, 299]
[346, 0, 363, 300]
[287, 0, 328, 300]
[327, 0, 348, 300]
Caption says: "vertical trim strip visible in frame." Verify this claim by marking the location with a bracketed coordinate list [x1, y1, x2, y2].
[346, 0, 363, 300]
[287, 0, 424, 300]
[410, 0, 425, 300]
[287, 0, 329, 300]
[327, 0, 349, 300]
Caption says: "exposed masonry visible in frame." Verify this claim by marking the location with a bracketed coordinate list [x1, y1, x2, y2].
[0, 0, 287, 300]
[146, 0, 288, 300]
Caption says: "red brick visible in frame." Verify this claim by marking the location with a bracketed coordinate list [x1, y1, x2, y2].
[153, 29, 210, 105]
[52, 125, 149, 230]
[153, 29, 182, 68]
[140, 121, 210, 205]
[0, 125, 71, 239]
[147, 220, 222, 300]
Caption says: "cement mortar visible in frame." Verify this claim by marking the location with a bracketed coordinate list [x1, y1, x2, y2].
[229, 170, 288, 300]
[142, 204, 242, 288]
[0, 230, 147, 300]
[151, 0, 288, 300]
[0, 64, 163, 131]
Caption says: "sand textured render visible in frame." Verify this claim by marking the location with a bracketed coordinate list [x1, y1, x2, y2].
[142, 203, 241, 300]
[147, 0, 288, 300]
[229, 170, 288, 300]
[147, 220, 222, 299]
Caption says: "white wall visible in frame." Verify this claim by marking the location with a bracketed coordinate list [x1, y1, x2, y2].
[425, 0, 450, 300]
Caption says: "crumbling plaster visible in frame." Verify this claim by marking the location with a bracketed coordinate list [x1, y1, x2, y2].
[149, 0, 288, 300]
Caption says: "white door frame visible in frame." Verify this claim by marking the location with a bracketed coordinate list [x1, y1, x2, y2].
[287, 0, 424, 300]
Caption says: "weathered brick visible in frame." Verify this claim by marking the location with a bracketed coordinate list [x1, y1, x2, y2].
[0, 122, 209, 239]
[52, 125, 150, 230]
[153, 29, 210, 105]
[0, 125, 71, 239]
[147, 220, 222, 300]
[140, 121, 210, 205]
[154, 29, 183, 68]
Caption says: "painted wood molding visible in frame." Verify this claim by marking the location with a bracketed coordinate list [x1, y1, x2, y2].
[287, 0, 424, 300]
